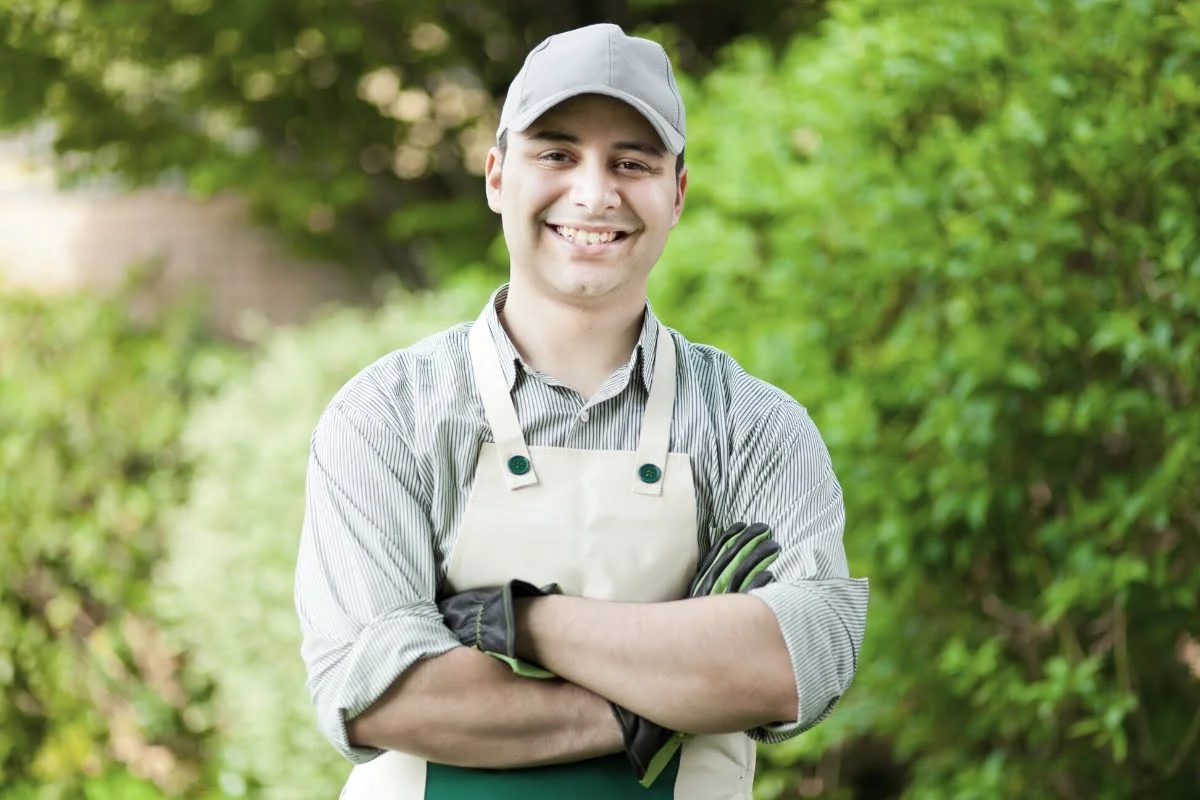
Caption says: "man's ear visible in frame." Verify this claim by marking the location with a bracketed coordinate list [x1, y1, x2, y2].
[485, 147, 503, 213]
[671, 166, 688, 228]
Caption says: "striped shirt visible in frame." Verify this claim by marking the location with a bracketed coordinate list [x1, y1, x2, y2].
[295, 284, 869, 765]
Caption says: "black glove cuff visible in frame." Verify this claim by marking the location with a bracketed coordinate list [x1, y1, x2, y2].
[609, 703, 643, 774]
[437, 579, 561, 659]
[499, 579, 560, 657]
[610, 702, 676, 779]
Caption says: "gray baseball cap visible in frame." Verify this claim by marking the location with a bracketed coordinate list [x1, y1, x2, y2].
[497, 23, 686, 155]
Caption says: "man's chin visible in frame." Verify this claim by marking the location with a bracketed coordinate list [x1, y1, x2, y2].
[551, 268, 652, 304]
[553, 278, 616, 299]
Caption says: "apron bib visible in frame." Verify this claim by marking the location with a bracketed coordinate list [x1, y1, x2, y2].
[340, 311, 757, 799]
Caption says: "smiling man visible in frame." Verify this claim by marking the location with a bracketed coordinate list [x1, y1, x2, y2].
[295, 22, 868, 800]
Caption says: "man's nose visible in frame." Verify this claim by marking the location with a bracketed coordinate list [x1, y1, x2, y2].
[569, 160, 620, 214]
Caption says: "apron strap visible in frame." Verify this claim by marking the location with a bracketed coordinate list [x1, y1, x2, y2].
[631, 323, 677, 497]
[468, 310, 539, 490]
[469, 307, 678, 497]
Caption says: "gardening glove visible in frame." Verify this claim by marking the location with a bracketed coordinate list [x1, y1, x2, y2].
[614, 521, 781, 787]
[690, 521, 780, 597]
[437, 579, 561, 679]
[610, 702, 685, 789]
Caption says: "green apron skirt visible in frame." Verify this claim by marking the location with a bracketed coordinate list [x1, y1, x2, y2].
[424, 750, 680, 798]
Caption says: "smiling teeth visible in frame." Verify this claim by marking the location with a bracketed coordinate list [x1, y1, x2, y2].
[556, 226, 618, 245]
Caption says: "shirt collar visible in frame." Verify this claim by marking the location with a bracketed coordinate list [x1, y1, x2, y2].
[482, 283, 660, 392]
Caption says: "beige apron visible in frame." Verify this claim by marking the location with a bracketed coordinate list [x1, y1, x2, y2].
[340, 310, 756, 799]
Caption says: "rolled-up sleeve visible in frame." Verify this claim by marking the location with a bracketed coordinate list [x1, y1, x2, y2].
[295, 401, 461, 764]
[724, 397, 869, 744]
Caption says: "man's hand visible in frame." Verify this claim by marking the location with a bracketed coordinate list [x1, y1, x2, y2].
[612, 521, 780, 787]
[438, 579, 561, 678]
[689, 521, 778, 596]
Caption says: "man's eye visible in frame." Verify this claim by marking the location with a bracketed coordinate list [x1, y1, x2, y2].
[618, 161, 649, 171]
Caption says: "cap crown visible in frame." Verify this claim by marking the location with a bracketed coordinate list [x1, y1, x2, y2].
[498, 24, 686, 154]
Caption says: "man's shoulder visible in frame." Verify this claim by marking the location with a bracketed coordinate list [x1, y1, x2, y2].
[669, 326, 797, 413]
[322, 320, 474, 428]
[668, 327, 822, 459]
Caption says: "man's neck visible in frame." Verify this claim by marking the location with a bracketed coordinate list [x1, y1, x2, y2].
[499, 283, 645, 400]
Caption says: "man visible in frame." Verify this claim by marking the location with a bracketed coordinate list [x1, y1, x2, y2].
[295, 22, 868, 799]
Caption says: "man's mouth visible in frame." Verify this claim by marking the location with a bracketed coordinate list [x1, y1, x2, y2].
[548, 225, 630, 246]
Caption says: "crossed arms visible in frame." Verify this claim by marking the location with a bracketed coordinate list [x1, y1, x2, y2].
[295, 399, 868, 768]
[346, 593, 794, 768]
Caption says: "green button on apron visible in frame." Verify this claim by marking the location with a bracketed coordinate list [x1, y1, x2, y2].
[425, 750, 680, 798]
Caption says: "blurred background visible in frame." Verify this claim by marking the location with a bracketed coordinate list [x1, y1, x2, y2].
[2, 0, 1198, 797]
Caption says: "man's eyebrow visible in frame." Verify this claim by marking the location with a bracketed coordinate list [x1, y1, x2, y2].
[527, 130, 579, 144]
[526, 129, 666, 157]
[615, 140, 666, 157]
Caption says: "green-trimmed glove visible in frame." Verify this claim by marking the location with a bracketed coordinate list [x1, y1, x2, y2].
[689, 521, 779, 597]
[437, 579, 561, 679]
[612, 521, 781, 788]
[610, 704, 683, 789]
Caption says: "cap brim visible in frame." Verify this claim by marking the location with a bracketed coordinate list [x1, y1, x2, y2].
[502, 85, 685, 155]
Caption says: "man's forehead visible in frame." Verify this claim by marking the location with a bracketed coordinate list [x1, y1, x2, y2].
[516, 94, 667, 154]
[521, 128, 667, 157]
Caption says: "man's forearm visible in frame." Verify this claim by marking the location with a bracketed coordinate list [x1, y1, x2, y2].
[346, 646, 623, 768]
[515, 593, 797, 733]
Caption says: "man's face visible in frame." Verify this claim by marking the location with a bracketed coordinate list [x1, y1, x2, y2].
[484, 93, 687, 307]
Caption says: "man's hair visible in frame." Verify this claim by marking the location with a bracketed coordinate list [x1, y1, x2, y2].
[497, 130, 686, 179]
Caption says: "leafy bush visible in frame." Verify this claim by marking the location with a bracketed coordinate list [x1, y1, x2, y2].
[0, 286, 237, 798]
[647, 0, 1200, 796]
[0, 0, 823, 288]
[156, 280, 492, 799]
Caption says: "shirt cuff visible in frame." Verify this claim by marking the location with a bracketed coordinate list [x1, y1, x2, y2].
[317, 604, 462, 764]
[745, 577, 869, 744]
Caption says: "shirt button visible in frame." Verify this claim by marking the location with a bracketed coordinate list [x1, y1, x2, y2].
[578, 410, 590, 423]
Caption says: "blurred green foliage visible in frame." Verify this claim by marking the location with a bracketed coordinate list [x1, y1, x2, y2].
[0, 0, 823, 288]
[648, 0, 1200, 795]
[155, 280, 493, 800]
[0, 286, 239, 799]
